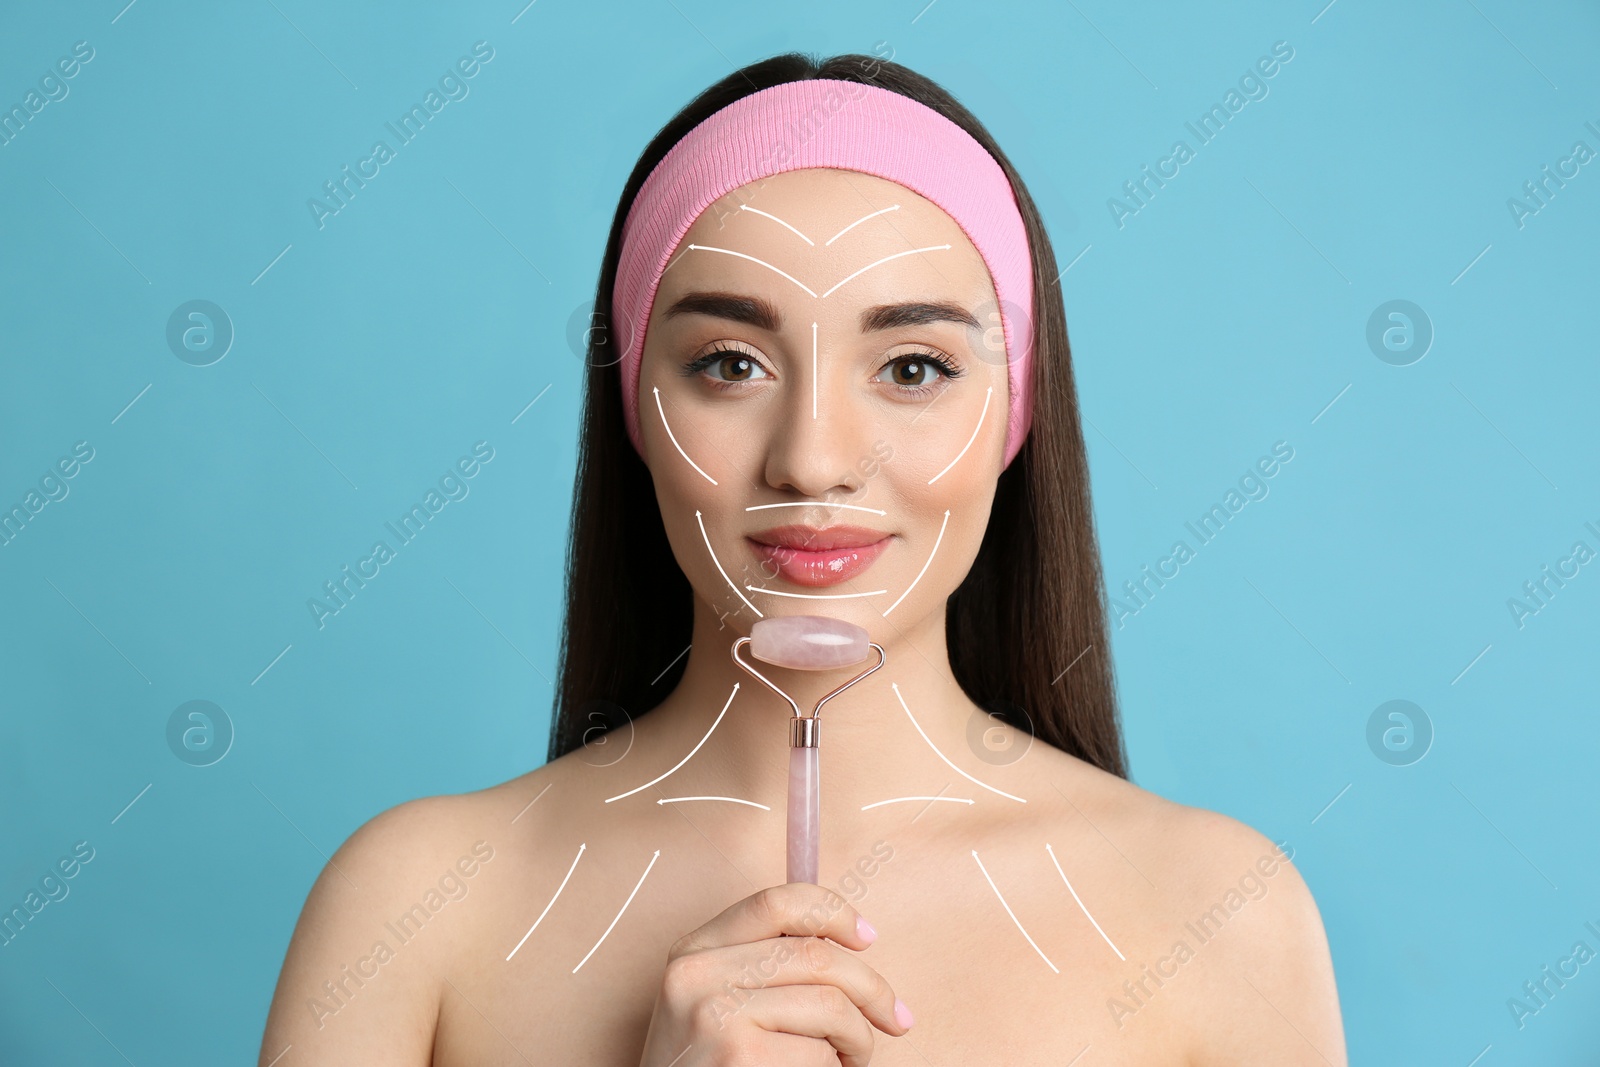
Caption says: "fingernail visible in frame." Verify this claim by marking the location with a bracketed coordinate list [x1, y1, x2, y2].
[856, 915, 878, 944]
[894, 997, 915, 1030]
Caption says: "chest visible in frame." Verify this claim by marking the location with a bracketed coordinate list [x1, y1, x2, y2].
[430, 829, 1192, 1065]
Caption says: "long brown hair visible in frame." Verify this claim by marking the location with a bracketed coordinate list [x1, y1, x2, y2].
[548, 52, 1127, 778]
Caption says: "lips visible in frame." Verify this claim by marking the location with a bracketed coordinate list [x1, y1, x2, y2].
[747, 525, 893, 588]
[749, 525, 889, 551]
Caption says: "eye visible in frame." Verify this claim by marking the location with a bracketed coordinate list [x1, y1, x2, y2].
[680, 344, 772, 391]
[877, 349, 964, 398]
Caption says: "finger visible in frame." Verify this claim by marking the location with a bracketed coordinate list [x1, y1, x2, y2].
[670, 883, 873, 958]
[714, 934, 909, 1037]
[741, 1031, 839, 1067]
[732, 984, 878, 1067]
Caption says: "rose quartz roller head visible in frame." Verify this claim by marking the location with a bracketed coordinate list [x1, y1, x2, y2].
[730, 616, 885, 885]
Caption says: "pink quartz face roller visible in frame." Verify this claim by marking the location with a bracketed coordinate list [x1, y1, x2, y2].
[730, 615, 885, 885]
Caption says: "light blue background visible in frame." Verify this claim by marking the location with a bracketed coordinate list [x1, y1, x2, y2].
[2, 0, 1595, 1063]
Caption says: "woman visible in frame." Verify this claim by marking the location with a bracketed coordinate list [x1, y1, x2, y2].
[260, 52, 1345, 1065]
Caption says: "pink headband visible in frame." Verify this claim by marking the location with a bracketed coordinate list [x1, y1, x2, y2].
[612, 78, 1035, 470]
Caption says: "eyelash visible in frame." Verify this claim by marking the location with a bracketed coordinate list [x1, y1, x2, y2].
[679, 343, 965, 400]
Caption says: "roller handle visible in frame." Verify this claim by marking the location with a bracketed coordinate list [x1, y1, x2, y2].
[786, 743, 819, 885]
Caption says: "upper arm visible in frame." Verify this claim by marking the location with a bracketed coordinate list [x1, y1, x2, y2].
[258, 795, 463, 1066]
[1174, 811, 1348, 1066]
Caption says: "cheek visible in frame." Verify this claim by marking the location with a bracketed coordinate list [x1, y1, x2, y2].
[876, 457, 997, 588]
[913, 477, 996, 574]
[874, 393, 1007, 504]
[639, 370, 763, 489]
[902, 388, 1004, 540]
[653, 467, 718, 550]
[650, 456, 770, 598]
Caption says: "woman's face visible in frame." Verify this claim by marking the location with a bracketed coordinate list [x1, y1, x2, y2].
[636, 167, 1016, 639]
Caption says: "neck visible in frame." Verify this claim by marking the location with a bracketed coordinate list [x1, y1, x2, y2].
[641, 595, 989, 828]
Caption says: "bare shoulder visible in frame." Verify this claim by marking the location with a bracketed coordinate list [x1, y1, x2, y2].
[257, 771, 552, 1065]
[1165, 803, 1347, 1064]
[1031, 752, 1346, 1063]
[1036, 751, 1318, 930]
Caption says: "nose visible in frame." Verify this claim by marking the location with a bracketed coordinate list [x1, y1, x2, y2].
[760, 354, 874, 501]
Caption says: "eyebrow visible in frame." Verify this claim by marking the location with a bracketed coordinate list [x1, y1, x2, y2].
[662, 291, 980, 334]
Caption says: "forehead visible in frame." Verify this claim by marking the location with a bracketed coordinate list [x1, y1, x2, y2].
[653, 168, 996, 314]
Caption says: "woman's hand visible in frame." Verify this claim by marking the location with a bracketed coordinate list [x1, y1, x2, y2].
[636, 882, 915, 1067]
